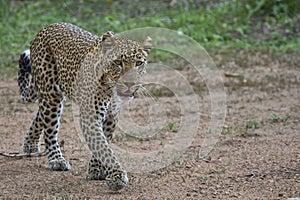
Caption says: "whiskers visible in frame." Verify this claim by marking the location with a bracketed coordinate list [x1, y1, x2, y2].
[137, 84, 158, 102]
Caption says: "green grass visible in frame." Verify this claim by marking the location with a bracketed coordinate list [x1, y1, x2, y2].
[166, 122, 179, 133]
[269, 114, 290, 123]
[1, 0, 299, 76]
[221, 119, 261, 135]
[245, 120, 260, 130]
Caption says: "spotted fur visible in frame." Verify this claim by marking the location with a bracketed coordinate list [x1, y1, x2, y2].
[18, 22, 151, 191]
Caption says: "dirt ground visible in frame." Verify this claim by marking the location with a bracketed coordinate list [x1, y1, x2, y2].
[0, 52, 299, 199]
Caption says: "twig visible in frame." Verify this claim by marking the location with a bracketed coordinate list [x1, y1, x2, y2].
[224, 72, 244, 78]
[0, 151, 46, 158]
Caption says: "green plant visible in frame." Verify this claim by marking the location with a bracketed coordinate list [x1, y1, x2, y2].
[269, 114, 290, 123]
[113, 133, 126, 142]
[61, 194, 70, 200]
[159, 139, 164, 145]
[221, 126, 233, 135]
[166, 122, 179, 132]
[220, 165, 227, 173]
[245, 120, 260, 130]
[269, 114, 280, 122]
[200, 176, 208, 184]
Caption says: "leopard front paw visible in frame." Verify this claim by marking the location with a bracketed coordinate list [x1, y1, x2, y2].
[105, 170, 128, 191]
[48, 158, 71, 171]
[86, 167, 106, 180]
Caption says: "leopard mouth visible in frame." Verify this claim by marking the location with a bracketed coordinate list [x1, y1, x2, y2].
[122, 90, 135, 97]
[116, 85, 140, 98]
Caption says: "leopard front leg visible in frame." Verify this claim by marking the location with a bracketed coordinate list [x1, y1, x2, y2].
[87, 154, 106, 180]
[87, 113, 119, 180]
[102, 94, 121, 140]
[39, 97, 71, 171]
[80, 108, 127, 191]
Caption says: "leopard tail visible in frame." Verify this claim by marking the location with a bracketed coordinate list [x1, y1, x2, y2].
[18, 50, 38, 102]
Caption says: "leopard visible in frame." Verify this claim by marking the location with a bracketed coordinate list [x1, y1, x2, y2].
[17, 22, 151, 191]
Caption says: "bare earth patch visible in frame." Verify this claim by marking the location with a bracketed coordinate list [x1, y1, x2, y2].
[0, 53, 299, 199]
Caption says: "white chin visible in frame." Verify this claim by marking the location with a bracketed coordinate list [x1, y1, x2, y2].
[119, 95, 134, 104]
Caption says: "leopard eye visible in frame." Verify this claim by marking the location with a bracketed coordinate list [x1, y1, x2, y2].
[135, 61, 143, 67]
[114, 60, 122, 66]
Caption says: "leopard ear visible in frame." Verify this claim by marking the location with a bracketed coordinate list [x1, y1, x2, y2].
[101, 31, 115, 53]
[101, 31, 115, 40]
[140, 36, 152, 56]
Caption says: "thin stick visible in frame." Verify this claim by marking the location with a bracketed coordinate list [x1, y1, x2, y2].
[0, 151, 46, 158]
[224, 72, 244, 78]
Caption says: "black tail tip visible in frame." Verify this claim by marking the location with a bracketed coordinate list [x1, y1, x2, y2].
[19, 50, 31, 73]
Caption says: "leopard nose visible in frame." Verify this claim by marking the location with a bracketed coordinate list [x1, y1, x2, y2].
[123, 82, 135, 88]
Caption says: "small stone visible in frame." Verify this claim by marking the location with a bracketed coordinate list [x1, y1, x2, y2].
[186, 164, 192, 169]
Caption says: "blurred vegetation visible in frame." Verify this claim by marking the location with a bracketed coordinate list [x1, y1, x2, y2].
[0, 0, 299, 75]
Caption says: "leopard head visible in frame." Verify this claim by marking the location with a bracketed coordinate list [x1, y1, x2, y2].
[99, 32, 152, 98]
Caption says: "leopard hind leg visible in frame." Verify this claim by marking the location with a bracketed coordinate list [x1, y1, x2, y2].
[23, 109, 44, 153]
[39, 96, 71, 171]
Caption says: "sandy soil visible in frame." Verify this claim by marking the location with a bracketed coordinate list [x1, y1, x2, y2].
[0, 52, 299, 199]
